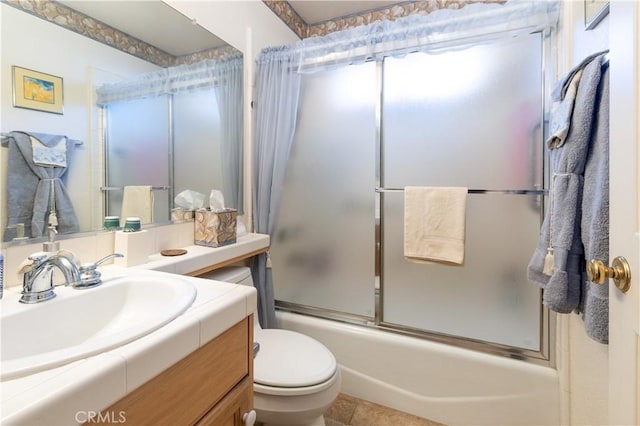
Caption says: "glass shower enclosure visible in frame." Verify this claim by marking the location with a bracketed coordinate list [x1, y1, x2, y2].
[271, 32, 549, 361]
[103, 89, 227, 222]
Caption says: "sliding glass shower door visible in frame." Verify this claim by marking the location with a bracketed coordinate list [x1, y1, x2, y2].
[272, 32, 548, 357]
[105, 97, 171, 221]
[380, 35, 544, 350]
[271, 62, 377, 317]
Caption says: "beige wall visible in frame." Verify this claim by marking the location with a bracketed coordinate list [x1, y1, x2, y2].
[556, 2, 610, 425]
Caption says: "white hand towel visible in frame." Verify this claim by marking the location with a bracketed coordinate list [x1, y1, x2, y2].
[404, 186, 467, 265]
[120, 186, 154, 226]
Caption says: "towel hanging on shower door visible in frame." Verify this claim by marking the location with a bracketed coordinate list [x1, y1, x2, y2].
[120, 186, 154, 226]
[403, 186, 467, 265]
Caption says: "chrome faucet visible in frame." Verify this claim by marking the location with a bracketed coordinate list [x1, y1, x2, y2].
[20, 253, 81, 304]
[77, 253, 124, 288]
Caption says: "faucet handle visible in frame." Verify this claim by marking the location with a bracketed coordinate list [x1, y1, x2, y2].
[76, 253, 124, 289]
[18, 252, 49, 274]
[94, 253, 124, 267]
[28, 253, 48, 263]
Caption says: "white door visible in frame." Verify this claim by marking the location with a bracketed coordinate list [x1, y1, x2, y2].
[608, 2, 639, 424]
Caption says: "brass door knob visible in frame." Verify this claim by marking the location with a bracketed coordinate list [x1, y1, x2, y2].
[587, 256, 631, 293]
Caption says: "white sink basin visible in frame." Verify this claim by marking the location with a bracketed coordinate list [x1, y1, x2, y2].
[1, 274, 196, 381]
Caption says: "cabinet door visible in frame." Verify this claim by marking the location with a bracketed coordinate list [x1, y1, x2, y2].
[89, 319, 249, 425]
[196, 377, 252, 426]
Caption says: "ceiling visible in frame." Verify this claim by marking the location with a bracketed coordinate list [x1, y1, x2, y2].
[55, 1, 402, 57]
[57, 1, 229, 56]
[288, 1, 401, 25]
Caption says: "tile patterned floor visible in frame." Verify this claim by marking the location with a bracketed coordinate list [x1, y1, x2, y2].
[324, 393, 446, 426]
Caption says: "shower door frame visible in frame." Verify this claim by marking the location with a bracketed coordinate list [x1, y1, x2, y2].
[276, 29, 556, 367]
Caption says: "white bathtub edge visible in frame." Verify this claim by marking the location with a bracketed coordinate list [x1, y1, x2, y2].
[277, 310, 560, 426]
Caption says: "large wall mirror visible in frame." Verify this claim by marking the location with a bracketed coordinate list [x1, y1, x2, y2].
[0, 0, 243, 244]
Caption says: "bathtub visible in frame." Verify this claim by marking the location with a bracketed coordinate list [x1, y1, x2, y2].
[276, 311, 560, 426]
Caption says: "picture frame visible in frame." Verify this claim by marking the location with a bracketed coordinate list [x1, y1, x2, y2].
[584, 0, 609, 31]
[12, 66, 64, 114]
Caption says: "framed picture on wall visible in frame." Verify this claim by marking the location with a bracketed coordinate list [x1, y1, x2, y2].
[584, 0, 609, 30]
[12, 66, 64, 114]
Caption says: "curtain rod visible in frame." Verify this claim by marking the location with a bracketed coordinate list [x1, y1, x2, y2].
[296, 1, 559, 55]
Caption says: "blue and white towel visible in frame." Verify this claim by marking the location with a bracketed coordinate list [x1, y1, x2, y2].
[3, 131, 80, 241]
[30, 134, 67, 167]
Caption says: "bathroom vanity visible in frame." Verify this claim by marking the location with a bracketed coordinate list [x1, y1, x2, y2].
[0, 233, 269, 425]
[96, 316, 254, 425]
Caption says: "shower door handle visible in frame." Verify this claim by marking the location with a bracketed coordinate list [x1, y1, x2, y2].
[587, 256, 631, 293]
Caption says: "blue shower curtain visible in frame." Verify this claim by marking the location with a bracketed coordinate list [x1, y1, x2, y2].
[251, 46, 301, 328]
[214, 57, 244, 213]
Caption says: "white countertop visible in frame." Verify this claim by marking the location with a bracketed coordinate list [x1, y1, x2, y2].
[137, 233, 270, 274]
[0, 234, 268, 425]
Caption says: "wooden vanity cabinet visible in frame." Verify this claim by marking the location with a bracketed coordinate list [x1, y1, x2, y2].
[196, 376, 252, 425]
[91, 316, 254, 425]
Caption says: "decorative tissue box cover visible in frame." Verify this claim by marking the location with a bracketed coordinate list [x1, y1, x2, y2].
[194, 208, 237, 247]
[171, 208, 194, 222]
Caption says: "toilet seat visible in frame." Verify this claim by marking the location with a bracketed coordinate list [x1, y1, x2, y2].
[254, 329, 337, 391]
[254, 368, 340, 396]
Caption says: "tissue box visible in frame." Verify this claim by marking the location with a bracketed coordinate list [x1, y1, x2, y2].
[194, 208, 237, 247]
[171, 208, 194, 222]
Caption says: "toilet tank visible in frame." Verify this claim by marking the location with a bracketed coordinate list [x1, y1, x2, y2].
[199, 266, 254, 287]
[200, 266, 261, 332]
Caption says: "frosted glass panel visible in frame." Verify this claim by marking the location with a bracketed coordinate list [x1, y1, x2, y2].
[106, 97, 170, 221]
[173, 90, 223, 200]
[271, 62, 377, 317]
[382, 34, 543, 190]
[382, 193, 542, 350]
[272, 33, 546, 352]
[381, 34, 544, 350]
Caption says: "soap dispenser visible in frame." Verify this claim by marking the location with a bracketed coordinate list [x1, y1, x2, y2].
[43, 224, 59, 253]
[44, 183, 60, 253]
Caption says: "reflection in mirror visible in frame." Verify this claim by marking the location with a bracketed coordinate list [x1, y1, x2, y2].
[98, 56, 244, 223]
[1, 0, 243, 245]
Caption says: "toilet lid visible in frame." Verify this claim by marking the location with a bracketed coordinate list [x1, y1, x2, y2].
[254, 329, 337, 388]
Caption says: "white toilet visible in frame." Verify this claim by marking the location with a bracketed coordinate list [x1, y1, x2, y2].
[200, 266, 341, 426]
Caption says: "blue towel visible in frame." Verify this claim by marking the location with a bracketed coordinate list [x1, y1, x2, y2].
[579, 65, 609, 343]
[528, 52, 609, 343]
[3, 131, 80, 241]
